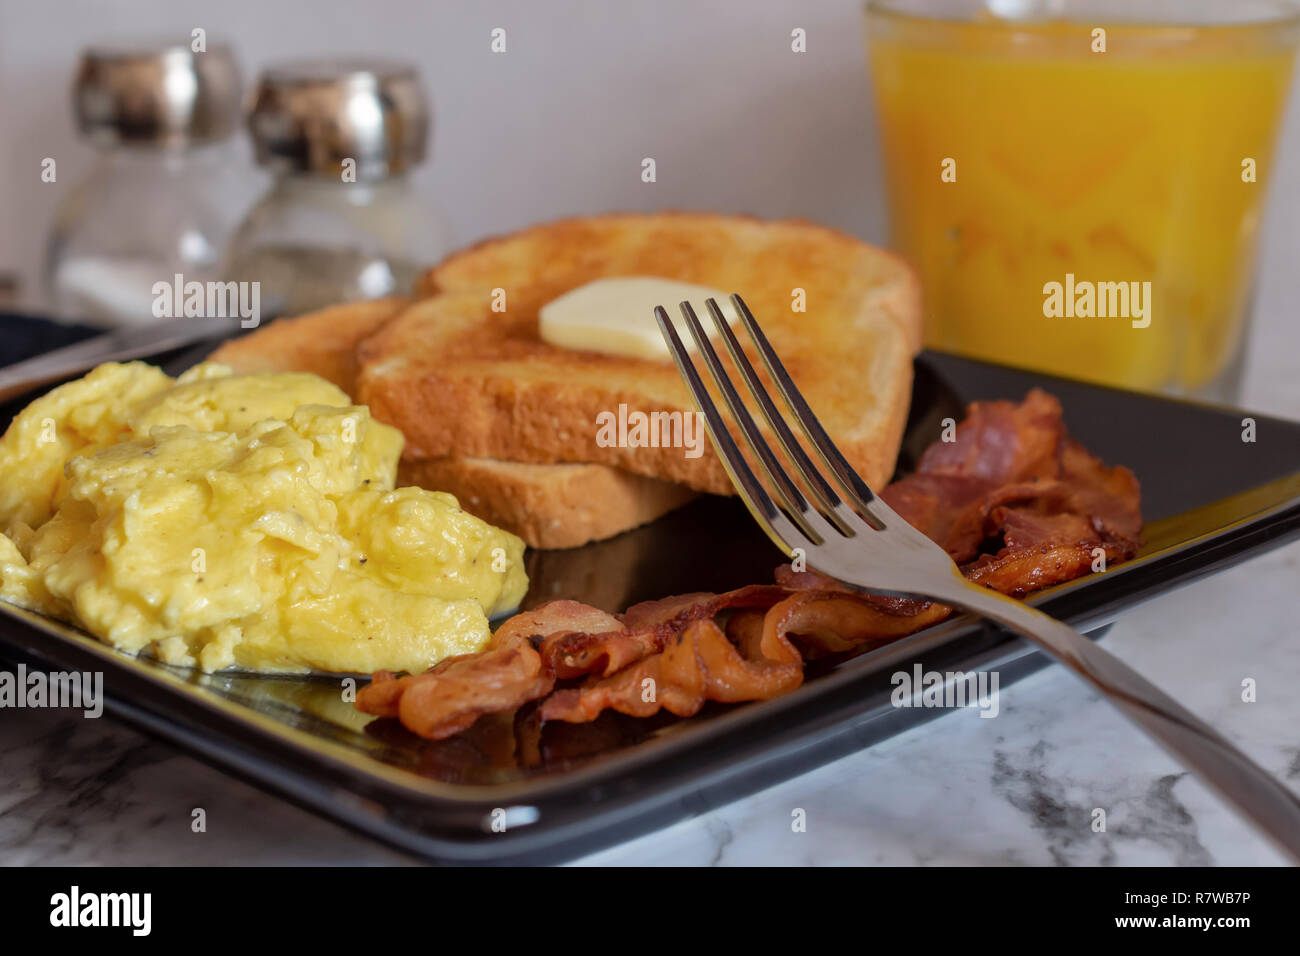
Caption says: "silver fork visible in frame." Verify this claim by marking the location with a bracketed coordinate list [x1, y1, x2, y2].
[656, 293, 1300, 863]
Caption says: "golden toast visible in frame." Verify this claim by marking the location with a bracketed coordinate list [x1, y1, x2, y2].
[397, 456, 694, 552]
[209, 299, 695, 549]
[208, 297, 406, 391]
[357, 213, 922, 495]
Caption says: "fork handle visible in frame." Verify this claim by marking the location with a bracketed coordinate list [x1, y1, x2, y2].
[946, 580, 1300, 863]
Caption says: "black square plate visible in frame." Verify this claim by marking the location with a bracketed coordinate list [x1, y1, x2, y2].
[1, 319, 1297, 864]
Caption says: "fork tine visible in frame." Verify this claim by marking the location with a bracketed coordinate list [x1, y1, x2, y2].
[676, 301, 833, 544]
[731, 293, 882, 518]
[703, 297, 868, 536]
[653, 306, 807, 556]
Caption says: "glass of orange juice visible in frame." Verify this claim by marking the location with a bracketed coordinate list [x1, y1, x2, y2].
[865, 0, 1300, 399]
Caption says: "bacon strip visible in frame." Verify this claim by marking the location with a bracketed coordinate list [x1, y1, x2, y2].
[765, 590, 952, 658]
[537, 585, 789, 679]
[357, 389, 1143, 739]
[883, 390, 1141, 575]
[541, 617, 804, 722]
[356, 601, 622, 739]
[539, 584, 957, 722]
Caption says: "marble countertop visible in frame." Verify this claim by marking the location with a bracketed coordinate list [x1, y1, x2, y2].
[2, 323, 1298, 866]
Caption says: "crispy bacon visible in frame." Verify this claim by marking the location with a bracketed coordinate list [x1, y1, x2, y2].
[357, 390, 1143, 739]
[765, 590, 952, 658]
[536, 585, 789, 680]
[356, 601, 621, 739]
[915, 388, 1065, 483]
[541, 617, 804, 722]
[883, 390, 1141, 575]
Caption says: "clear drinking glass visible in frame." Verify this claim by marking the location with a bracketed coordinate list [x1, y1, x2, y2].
[865, 0, 1300, 400]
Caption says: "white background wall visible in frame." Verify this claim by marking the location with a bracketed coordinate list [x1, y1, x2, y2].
[0, 0, 889, 300]
[1, 0, 1297, 411]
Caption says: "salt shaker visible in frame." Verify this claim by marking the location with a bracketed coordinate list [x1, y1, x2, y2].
[45, 42, 242, 326]
[224, 60, 450, 318]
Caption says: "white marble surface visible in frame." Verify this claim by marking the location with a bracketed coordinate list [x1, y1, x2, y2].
[1, 317, 1298, 866]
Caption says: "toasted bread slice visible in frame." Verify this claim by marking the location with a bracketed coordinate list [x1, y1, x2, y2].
[358, 213, 922, 494]
[209, 299, 696, 549]
[209, 297, 409, 391]
[398, 457, 695, 551]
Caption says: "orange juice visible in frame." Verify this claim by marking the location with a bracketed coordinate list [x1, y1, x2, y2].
[866, 4, 1299, 397]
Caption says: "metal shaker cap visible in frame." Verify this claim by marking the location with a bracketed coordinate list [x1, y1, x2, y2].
[246, 60, 429, 180]
[74, 41, 241, 146]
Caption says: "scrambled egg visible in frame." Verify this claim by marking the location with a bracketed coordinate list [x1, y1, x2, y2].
[0, 362, 528, 674]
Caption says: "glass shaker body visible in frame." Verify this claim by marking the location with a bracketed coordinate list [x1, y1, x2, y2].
[46, 144, 238, 326]
[225, 173, 450, 319]
[46, 40, 243, 326]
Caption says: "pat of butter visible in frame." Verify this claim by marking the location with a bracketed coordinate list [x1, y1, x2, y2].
[539, 276, 739, 360]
